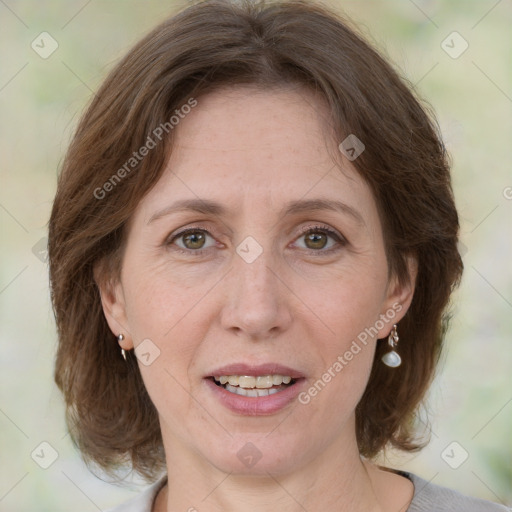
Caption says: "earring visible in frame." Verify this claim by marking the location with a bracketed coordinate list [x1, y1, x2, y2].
[118, 334, 126, 361]
[381, 324, 401, 367]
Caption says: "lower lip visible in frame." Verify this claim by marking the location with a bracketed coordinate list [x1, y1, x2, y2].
[203, 378, 306, 416]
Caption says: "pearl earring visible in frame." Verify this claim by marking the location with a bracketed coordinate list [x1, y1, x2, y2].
[118, 333, 126, 361]
[381, 324, 401, 368]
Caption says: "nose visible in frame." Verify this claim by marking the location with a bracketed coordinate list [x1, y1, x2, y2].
[219, 249, 292, 340]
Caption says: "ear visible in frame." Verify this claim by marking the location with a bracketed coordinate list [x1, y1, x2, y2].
[377, 254, 418, 339]
[93, 261, 134, 351]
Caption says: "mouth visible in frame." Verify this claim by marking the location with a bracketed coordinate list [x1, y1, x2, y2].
[209, 374, 298, 397]
[203, 363, 306, 415]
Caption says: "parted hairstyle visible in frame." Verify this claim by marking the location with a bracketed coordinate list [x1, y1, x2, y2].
[48, 0, 463, 482]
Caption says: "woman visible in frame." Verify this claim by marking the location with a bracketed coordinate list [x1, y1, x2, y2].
[47, 1, 507, 510]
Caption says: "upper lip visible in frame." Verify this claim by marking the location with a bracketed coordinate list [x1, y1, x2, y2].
[207, 363, 305, 379]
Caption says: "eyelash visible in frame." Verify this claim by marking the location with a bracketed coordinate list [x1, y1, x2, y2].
[166, 224, 347, 256]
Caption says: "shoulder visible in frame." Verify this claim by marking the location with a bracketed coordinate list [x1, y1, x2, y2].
[403, 471, 510, 512]
[105, 476, 167, 512]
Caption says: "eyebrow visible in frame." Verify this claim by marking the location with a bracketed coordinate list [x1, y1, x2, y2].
[283, 198, 365, 226]
[148, 198, 365, 226]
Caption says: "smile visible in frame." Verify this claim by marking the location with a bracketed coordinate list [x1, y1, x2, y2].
[213, 374, 295, 397]
[205, 376, 304, 415]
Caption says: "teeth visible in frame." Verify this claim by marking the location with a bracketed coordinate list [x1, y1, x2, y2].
[238, 376, 257, 388]
[224, 383, 285, 397]
[213, 374, 294, 389]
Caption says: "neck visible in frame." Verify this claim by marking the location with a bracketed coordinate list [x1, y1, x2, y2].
[157, 431, 385, 512]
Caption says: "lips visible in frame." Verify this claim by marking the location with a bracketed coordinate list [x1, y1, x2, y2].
[203, 362, 306, 415]
[206, 363, 305, 379]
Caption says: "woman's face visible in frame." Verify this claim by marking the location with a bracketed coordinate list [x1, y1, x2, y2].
[100, 87, 414, 476]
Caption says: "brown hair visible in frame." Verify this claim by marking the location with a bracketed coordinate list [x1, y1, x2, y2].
[48, 0, 463, 481]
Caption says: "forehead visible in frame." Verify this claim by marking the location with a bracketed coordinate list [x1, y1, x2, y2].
[137, 86, 377, 225]
[176, 85, 331, 152]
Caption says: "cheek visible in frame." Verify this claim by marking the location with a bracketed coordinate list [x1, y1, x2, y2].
[296, 266, 385, 406]
[304, 262, 388, 337]
[300, 330, 376, 425]
[121, 266, 209, 422]
[121, 253, 209, 339]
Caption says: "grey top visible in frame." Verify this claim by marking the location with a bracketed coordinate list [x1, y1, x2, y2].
[106, 471, 510, 511]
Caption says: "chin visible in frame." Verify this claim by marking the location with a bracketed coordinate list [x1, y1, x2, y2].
[202, 433, 310, 476]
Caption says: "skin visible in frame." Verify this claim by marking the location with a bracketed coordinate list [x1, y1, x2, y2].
[97, 86, 417, 512]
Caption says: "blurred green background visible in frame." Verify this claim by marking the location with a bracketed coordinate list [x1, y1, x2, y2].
[0, 0, 511, 510]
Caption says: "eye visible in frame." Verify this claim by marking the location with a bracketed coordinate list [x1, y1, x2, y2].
[167, 228, 217, 252]
[294, 225, 346, 252]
